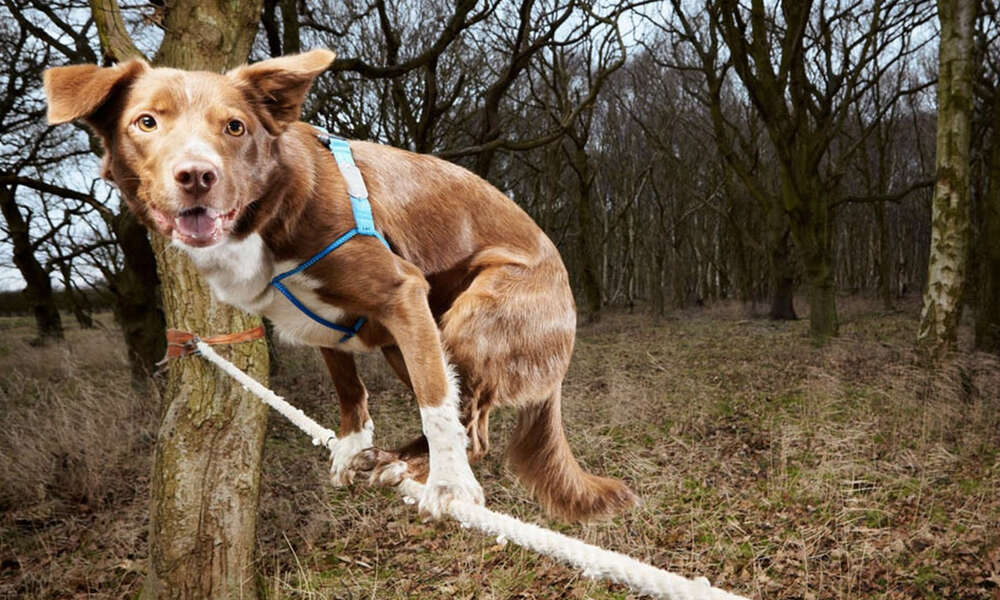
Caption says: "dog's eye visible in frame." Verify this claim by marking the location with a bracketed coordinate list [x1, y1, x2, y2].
[226, 120, 246, 137]
[136, 115, 157, 132]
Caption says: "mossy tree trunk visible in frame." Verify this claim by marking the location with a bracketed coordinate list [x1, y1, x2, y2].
[917, 0, 977, 357]
[90, 1, 270, 598]
[782, 170, 838, 341]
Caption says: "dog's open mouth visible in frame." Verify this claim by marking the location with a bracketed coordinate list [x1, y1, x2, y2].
[170, 205, 239, 246]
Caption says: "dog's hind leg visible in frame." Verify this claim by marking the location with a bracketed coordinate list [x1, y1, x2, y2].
[380, 344, 413, 390]
[382, 344, 492, 462]
[319, 347, 374, 486]
[463, 391, 493, 463]
[440, 249, 637, 521]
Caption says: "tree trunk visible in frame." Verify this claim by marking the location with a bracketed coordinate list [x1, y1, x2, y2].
[144, 5, 269, 596]
[975, 85, 1000, 354]
[768, 219, 797, 320]
[261, 0, 300, 57]
[59, 262, 95, 329]
[142, 243, 269, 599]
[874, 200, 894, 311]
[918, 0, 977, 356]
[0, 185, 63, 341]
[151, 1, 261, 70]
[571, 143, 602, 321]
[279, 0, 300, 55]
[803, 249, 838, 341]
[670, 239, 686, 309]
[88, 1, 270, 598]
[652, 250, 666, 317]
[108, 206, 165, 384]
[783, 176, 837, 341]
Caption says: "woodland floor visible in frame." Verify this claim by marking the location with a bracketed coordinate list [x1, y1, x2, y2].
[0, 296, 998, 599]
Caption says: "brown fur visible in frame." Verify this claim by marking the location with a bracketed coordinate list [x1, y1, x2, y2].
[43, 50, 636, 522]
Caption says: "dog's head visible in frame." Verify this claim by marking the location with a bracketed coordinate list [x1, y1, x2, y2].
[44, 49, 335, 247]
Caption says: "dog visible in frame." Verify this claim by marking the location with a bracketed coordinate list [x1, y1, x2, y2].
[43, 49, 637, 521]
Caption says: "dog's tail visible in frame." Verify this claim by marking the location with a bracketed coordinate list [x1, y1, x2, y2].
[506, 389, 638, 522]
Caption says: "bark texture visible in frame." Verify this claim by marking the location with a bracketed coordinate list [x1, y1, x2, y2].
[144, 9, 270, 593]
[142, 241, 269, 599]
[917, 0, 977, 356]
[88, 1, 271, 598]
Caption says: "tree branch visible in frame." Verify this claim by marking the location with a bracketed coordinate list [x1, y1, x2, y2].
[329, 0, 486, 79]
[833, 177, 934, 208]
[0, 174, 113, 220]
[89, 0, 146, 64]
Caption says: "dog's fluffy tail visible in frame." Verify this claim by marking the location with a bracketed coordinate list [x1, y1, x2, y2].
[506, 389, 637, 522]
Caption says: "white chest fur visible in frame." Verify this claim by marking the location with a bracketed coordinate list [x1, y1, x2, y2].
[179, 234, 372, 352]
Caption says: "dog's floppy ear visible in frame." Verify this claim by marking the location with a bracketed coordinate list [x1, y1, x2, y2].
[227, 49, 336, 130]
[44, 60, 148, 127]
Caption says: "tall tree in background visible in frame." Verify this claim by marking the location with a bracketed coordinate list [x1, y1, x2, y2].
[535, 29, 628, 320]
[88, 0, 270, 597]
[669, 0, 934, 342]
[1, 0, 167, 378]
[973, 0, 1000, 355]
[659, 13, 799, 320]
[0, 185, 64, 341]
[976, 76, 1000, 353]
[0, 13, 68, 342]
[918, 0, 977, 357]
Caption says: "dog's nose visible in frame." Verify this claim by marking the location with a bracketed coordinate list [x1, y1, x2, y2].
[173, 161, 219, 195]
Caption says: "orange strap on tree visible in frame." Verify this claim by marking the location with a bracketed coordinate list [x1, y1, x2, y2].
[161, 325, 266, 361]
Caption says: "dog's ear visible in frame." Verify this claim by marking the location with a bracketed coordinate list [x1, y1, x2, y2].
[227, 49, 336, 130]
[44, 60, 148, 129]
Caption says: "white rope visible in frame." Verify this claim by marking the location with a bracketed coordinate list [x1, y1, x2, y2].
[194, 340, 750, 600]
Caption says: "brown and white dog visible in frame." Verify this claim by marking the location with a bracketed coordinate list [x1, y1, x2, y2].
[43, 50, 636, 521]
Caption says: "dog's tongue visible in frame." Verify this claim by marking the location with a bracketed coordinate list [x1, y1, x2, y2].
[174, 207, 218, 240]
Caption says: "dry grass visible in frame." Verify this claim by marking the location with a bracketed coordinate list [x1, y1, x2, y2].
[1, 298, 998, 599]
[0, 316, 154, 598]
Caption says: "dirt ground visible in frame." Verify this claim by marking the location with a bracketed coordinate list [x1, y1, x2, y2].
[1, 297, 998, 599]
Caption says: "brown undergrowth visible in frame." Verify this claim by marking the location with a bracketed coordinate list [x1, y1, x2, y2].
[1, 297, 998, 599]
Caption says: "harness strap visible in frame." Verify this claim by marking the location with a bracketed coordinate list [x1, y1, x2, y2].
[269, 133, 390, 343]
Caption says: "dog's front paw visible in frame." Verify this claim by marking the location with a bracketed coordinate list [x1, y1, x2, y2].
[329, 420, 374, 486]
[419, 470, 484, 519]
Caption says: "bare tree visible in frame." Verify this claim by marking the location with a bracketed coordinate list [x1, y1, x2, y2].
[0, 0, 167, 374]
[918, 0, 978, 356]
[972, 0, 1000, 354]
[0, 186, 63, 340]
[528, 17, 629, 320]
[85, 0, 271, 597]
[667, 0, 935, 342]
[0, 10, 65, 341]
[651, 19, 800, 319]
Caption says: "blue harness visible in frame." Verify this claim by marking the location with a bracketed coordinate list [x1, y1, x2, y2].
[270, 134, 390, 343]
